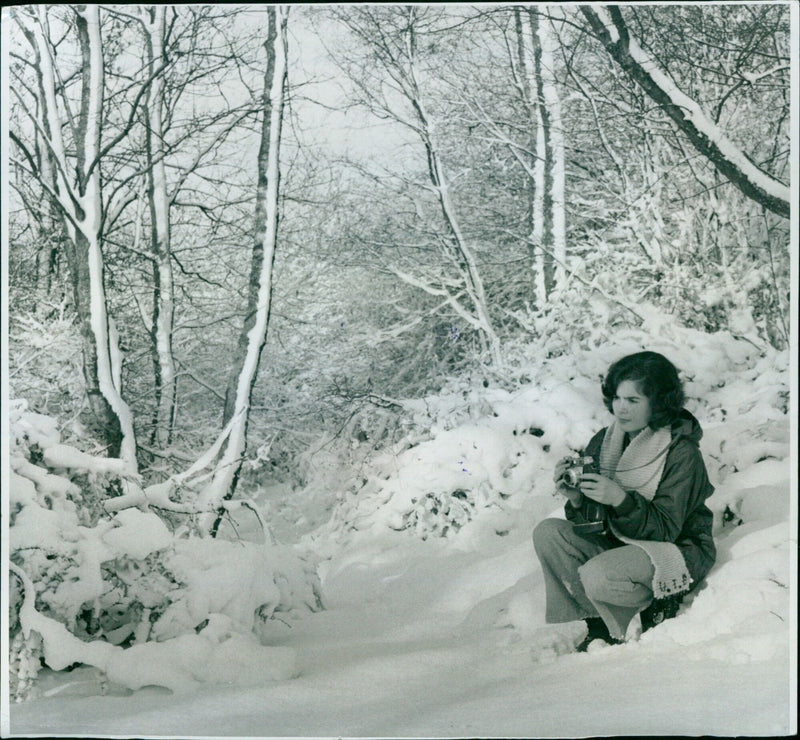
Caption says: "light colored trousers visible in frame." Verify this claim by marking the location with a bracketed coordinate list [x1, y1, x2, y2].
[532, 517, 655, 640]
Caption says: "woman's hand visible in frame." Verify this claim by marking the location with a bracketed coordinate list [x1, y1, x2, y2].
[552, 456, 572, 485]
[579, 474, 627, 507]
[553, 457, 583, 506]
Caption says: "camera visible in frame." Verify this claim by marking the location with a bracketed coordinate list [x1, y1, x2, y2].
[558, 455, 607, 534]
[557, 455, 597, 490]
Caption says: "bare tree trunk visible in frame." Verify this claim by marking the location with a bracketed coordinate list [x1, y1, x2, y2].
[75, 6, 137, 465]
[16, 6, 137, 467]
[142, 5, 178, 448]
[515, 8, 567, 306]
[404, 13, 502, 366]
[538, 12, 566, 288]
[513, 7, 544, 307]
[202, 5, 289, 534]
[529, 8, 554, 301]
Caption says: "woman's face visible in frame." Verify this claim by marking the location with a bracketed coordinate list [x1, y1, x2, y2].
[612, 379, 652, 434]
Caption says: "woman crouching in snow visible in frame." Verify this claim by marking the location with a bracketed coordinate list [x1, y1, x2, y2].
[532, 351, 716, 652]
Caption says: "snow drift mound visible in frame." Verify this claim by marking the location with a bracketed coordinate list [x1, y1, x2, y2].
[309, 317, 790, 549]
[303, 317, 792, 660]
[8, 400, 321, 700]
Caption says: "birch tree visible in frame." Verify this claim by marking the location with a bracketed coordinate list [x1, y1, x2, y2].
[514, 7, 567, 303]
[538, 11, 566, 291]
[332, 6, 503, 366]
[449, 7, 568, 311]
[10, 6, 138, 468]
[200, 5, 289, 534]
[139, 5, 177, 449]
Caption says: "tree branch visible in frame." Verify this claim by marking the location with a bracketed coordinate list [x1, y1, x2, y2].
[579, 5, 790, 219]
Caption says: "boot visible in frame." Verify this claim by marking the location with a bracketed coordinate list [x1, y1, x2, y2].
[640, 594, 683, 633]
[576, 617, 622, 652]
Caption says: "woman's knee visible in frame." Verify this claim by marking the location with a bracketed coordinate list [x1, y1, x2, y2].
[579, 547, 654, 603]
[577, 558, 608, 601]
[532, 517, 570, 553]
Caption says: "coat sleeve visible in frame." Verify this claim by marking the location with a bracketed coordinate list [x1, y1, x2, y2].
[608, 439, 706, 542]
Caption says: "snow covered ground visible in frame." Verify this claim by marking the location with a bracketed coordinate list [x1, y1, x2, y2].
[6, 322, 797, 738]
[8, 521, 795, 737]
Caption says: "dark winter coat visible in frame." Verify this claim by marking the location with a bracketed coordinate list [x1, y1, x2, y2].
[565, 409, 716, 590]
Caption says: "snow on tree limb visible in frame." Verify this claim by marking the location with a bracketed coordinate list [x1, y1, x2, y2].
[12, 6, 140, 467]
[79, 9, 138, 468]
[580, 5, 790, 219]
[390, 268, 484, 332]
[172, 412, 242, 486]
[202, 6, 290, 533]
[403, 12, 502, 365]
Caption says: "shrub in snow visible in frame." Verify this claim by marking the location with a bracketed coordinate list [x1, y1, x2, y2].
[311, 311, 789, 552]
[8, 401, 322, 700]
[8, 312, 85, 429]
[399, 488, 476, 539]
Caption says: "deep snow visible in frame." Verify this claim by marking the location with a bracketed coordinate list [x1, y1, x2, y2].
[7, 529, 794, 737]
[5, 320, 797, 738]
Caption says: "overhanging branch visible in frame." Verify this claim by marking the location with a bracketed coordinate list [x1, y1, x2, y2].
[580, 5, 790, 219]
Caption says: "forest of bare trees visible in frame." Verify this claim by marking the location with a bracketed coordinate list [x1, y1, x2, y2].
[8, 4, 790, 477]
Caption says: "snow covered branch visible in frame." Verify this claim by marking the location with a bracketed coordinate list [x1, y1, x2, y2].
[207, 6, 290, 534]
[12, 5, 140, 468]
[579, 5, 790, 219]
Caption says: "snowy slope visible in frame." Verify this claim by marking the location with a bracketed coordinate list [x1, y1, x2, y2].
[8, 519, 794, 737]
[7, 322, 796, 737]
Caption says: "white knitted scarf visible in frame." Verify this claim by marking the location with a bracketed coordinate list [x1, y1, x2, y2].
[599, 421, 693, 598]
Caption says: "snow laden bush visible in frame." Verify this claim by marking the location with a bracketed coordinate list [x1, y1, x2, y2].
[399, 488, 476, 539]
[8, 311, 85, 430]
[309, 309, 789, 552]
[8, 400, 323, 701]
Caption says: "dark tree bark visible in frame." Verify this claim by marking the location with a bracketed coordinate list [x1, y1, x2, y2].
[529, 8, 556, 298]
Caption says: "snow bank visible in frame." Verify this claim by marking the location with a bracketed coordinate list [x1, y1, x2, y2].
[301, 313, 792, 675]
[8, 406, 321, 699]
[311, 314, 789, 553]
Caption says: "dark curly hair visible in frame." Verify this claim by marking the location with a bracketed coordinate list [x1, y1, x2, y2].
[601, 351, 685, 430]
